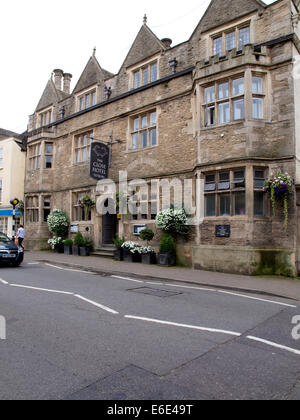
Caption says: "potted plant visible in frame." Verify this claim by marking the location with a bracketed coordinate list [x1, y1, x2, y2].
[141, 246, 157, 265]
[84, 237, 94, 255]
[113, 236, 125, 261]
[140, 228, 156, 264]
[63, 239, 73, 255]
[48, 236, 64, 253]
[121, 241, 143, 263]
[157, 233, 176, 267]
[78, 195, 95, 221]
[47, 209, 70, 238]
[73, 232, 84, 256]
[264, 171, 295, 230]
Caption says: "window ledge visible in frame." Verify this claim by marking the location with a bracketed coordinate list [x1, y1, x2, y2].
[125, 145, 158, 154]
[201, 119, 245, 130]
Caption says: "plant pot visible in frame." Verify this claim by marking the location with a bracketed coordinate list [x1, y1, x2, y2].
[72, 245, 80, 256]
[158, 252, 176, 267]
[79, 246, 90, 257]
[114, 249, 124, 261]
[64, 245, 72, 255]
[54, 245, 64, 254]
[124, 252, 142, 263]
[142, 252, 157, 265]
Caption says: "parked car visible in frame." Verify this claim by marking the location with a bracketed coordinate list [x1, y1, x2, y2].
[0, 232, 24, 267]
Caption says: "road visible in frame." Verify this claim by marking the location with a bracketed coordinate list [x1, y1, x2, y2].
[0, 261, 299, 400]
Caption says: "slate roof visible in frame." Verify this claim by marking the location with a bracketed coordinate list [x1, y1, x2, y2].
[0, 128, 20, 139]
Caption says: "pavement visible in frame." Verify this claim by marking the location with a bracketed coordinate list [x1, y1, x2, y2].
[24, 250, 300, 302]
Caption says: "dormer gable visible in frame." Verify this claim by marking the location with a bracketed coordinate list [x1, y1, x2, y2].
[72, 54, 113, 95]
[35, 79, 61, 113]
[191, 0, 266, 38]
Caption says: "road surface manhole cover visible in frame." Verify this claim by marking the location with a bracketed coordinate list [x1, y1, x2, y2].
[129, 287, 182, 298]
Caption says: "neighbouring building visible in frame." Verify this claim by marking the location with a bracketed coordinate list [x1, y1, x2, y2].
[0, 129, 25, 237]
[24, 0, 300, 276]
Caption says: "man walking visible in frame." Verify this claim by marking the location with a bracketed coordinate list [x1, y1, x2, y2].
[17, 225, 25, 248]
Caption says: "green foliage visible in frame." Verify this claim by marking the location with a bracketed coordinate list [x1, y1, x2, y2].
[74, 232, 85, 247]
[139, 228, 154, 243]
[84, 237, 94, 251]
[47, 209, 70, 238]
[63, 239, 73, 246]
[159, 233, 176, 254]
[113, 236, 125, 250]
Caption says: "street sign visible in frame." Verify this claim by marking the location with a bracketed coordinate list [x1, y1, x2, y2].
[90, 142, 110, 181]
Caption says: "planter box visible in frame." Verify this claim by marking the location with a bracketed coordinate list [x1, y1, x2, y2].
[54, 245, 64, 254]
[142, 252, 157, 265]
[158, 253, 176, 267]
[64, 245, 72, 255]
[124, 252, 142, 263]
[72, 245, 80, 256]
[79, 246, 90, 257]
[114, 249, 124, 261]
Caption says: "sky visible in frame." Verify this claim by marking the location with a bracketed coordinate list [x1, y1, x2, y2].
[0, 0, 275, 134]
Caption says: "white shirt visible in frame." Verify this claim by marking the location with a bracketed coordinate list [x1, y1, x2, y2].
[17, 227, 25, 239]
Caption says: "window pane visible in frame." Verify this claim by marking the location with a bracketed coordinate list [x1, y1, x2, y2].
[83, 135, 88, 146]
[220, 194, 231, 216]
[86, 94, 90, 108]
[142, 131, 148, 148]
[226, 31, 236, 50]
[205, 195, 216, 217]
[82, 148, 87, 162]
[76, 149, 81, 163]
[205, 106, 215, 126]
[132, 133, 139, 149]
[142, 68, 149, 85]
[233, 78, 244, 95]
[45, 143, 53, 154]
[92, 92, 96, 106]
[205, 86, 215, 103]
[239, 27, 250, 49]
[253, 98, 263, 119]
[45, 156, 52, 168]
[150, 112, 156, 126]
[218, 82, 229, 99]
[77, 137, 81, 147]
[151, 63, 158, 82]
[134, 118, 140, 131]
[213, 37, 223, 56]
[234, 192, 246, 215]
[252, 77, 263, 94]
[134, 71, 140, 89]
[218, 102, 230, 124]
[79, 97, 84, 111]
[233, 99, 244, 120]
[254, 192, 264, 216]
[141, 116, 148, 129]
[150, 128, 157, 146]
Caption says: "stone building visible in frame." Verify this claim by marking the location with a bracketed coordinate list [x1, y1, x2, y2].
[24, 0, 300, 275]
[0, 129, 25, 236]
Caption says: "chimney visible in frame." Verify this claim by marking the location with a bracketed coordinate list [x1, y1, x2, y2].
[161, 38, 172, 49]
[53, 69, 64, 91]
[63, 73, 72, 94]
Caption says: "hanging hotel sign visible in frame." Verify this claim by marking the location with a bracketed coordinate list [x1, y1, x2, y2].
[90, 142, 110, 181]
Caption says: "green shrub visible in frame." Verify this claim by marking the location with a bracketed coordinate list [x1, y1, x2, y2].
[140, 228, 154, 244]
[84, 237, 94, 251]
[63, 239, 73, 246]
[47, 209, 70, 238]
[159, 233, 176, 254]
[74, 232, 85, 247]
[113, 236, 125, 250]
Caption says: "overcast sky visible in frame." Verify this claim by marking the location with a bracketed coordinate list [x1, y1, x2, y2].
[1, 0, 274, 134]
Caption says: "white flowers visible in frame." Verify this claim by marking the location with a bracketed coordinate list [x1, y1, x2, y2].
[48, 237, 63, 250]
[47, 209, 70, 237]
[121, 241, 154, 254]
[155, 208, 189, 235]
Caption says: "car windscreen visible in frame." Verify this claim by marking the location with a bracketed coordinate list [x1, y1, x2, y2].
[0, 233, 11, 243]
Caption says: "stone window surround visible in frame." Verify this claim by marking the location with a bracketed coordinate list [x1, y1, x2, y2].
[200, 70, 267, 128]
[127, 109, 158, 152]
[203, 165, 268, 219]
[73, 131, 93, 165]
[71, 189, 93, 223]
[210, 20, 252, 57]
[25, 195, 39, 224]
[76, 85, 98, 112]
[129, 180, 159, 222]
[28, 140, 54, 171]
[38, 107, 53, 128]
[127, 54, 160, 90]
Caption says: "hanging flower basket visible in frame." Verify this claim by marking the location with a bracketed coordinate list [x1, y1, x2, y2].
[78, 195, 95, 221]
[264, 171, 295, 230]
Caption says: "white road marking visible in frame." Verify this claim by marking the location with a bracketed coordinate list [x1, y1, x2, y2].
[164, 283, 217, 292]
[247, 336, 300, 356]
[124, 315, 242, 337]
[27, 262, 40, 265]
[218, 290, 297, 308]
[111, 275, 144, 283]
[0, 278, 9, 285]
[44, 263, 96, 275]
[9, 284, 74, 295]
[74, 294, 119, 315]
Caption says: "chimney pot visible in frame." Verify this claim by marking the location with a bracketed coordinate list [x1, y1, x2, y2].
[53, 69, 64, 91]
[63, 73, 72, 94]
